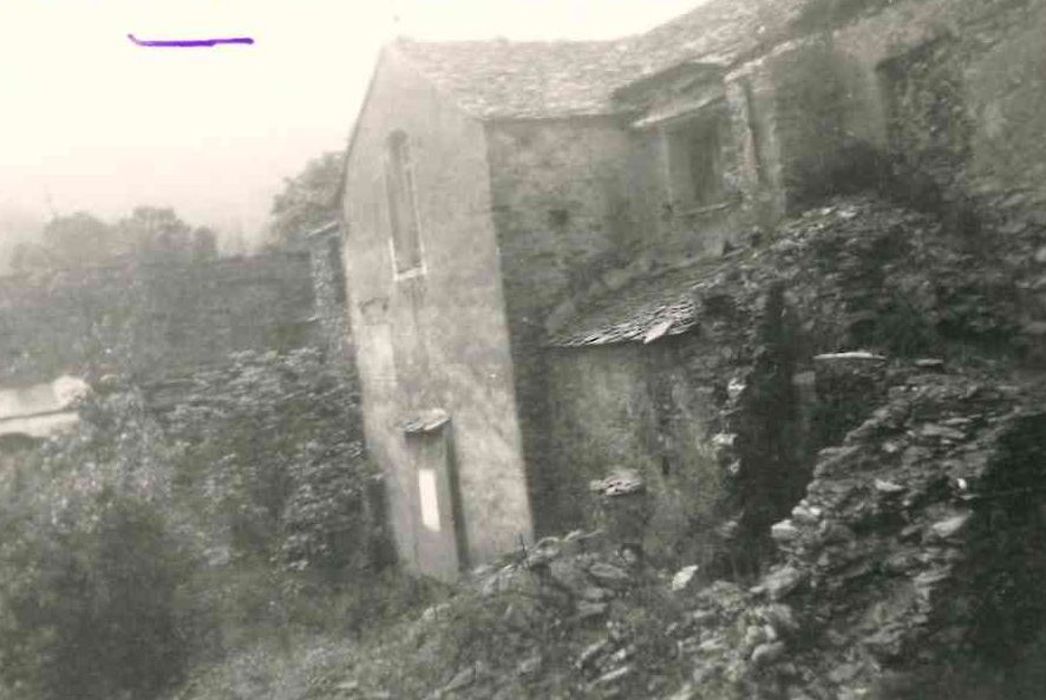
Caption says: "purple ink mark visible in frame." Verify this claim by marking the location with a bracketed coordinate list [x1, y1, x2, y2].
[128, 34, 254, 48]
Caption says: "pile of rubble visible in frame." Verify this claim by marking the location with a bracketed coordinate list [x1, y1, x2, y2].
[338, 195, 1046, 699]
[662, 364, 1046, 699]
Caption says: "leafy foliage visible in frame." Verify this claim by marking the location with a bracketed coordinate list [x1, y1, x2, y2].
[164, 349, 382, 577]
[116, 206, 193, 262]
[41, 211, 119, 266]
[11, 211, 119, 271]
[0, 350, 385, 699]
[9, 206, 213, 271]
[267, 151, 344, 250]
[0, 390, 194, 700]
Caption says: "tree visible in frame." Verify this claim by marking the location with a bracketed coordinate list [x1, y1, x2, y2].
[6, 207, 215, 272]
[9, 241, 53, 273]
[0, 391, 193, 700]
[39, 211, 121, 267]
[268, 151, 344, 249]
[191, 226, 218, 262]
[116, 206, 193, 263]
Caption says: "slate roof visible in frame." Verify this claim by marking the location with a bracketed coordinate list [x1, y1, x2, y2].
[392, 0, 804, 120]
[392, 39, 638, 119]
[546, 256, 730, 348]
[548, 196, 931, 349]
[620, 0, 794, 79]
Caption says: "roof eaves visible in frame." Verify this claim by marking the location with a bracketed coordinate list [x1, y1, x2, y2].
[612, 59, 730, 102]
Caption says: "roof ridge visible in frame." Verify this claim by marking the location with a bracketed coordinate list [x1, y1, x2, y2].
[383, 1, 790, 120]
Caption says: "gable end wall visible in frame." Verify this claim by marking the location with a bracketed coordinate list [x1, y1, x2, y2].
[342, 50, 532, 576]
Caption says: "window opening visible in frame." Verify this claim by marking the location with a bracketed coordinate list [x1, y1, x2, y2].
[667, 113, 725, 208]
[385, 131, 423, 274]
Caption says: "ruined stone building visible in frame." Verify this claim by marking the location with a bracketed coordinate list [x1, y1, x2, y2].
[340, 0, 1046, 579]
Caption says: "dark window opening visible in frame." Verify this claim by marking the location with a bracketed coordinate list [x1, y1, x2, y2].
[667, 113, 725, 208]
[742, 79, 769, 187]
[385, 131, 423, 274]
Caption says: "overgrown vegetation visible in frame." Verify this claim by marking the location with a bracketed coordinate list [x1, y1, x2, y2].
[0, 350, 400, 700]
[10, 206, 218, 273]
[162, 349, 383, 578]
[0, 391, 193, 699]
[266, 151, 344, 251]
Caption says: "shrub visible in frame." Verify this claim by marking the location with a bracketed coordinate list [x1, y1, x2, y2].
[163, 349, 383, 575]
[0, 391, 194, 700]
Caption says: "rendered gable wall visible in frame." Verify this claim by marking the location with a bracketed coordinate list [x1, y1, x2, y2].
[342, 49, 532, 578]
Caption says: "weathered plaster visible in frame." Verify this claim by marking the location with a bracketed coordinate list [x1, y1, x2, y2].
[343, 48, 533, 577]
[545, 335, 725, 564]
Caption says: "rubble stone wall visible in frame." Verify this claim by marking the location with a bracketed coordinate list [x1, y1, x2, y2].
[307, 229, 353, 364]
[821, 0, 1046, 360]
[625, 97, 755, 258]
[721, 0, 1046, 234]
[544, 337, 725, 565]
[486, 117, 636, 536]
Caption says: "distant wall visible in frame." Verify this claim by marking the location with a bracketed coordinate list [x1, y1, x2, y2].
[0, 253, 315, 386]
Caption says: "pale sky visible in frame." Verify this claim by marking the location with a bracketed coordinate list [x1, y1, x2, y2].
[0, 0, 707, 254]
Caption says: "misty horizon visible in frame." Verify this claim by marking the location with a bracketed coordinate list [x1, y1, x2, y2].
[0, 0, 707, 268]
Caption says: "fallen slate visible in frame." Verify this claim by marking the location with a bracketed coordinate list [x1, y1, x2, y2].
[771, 520, 801, 542]
[814, 351, 887, 361]
[580, 586, 612, 602]
[577, 601, 609, 620]
[441, 665, 476, 694]
[672, 565, 700, 592]
[931, 512, 972, 539]
[761, 566, 806, 600]
[575, 639, 611, 669]
[592, 665, 634, 687]
[751, 641, 787, 666]
[588, 562, 631, 587]
[919, 423, 967, 441]
[874, 479, 905, 494]
[517, 655, 541, 676]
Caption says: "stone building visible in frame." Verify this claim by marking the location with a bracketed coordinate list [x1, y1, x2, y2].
[340, 0, 1046, 578]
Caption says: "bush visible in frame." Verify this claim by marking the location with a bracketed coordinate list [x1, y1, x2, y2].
[163, 349, 383, 576]
[0, 391, 194, 700]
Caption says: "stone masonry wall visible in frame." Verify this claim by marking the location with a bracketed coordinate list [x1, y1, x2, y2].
[486, 117, 635, 536]
[545, 336, 727, 568]
[307, 229, 353, 364]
